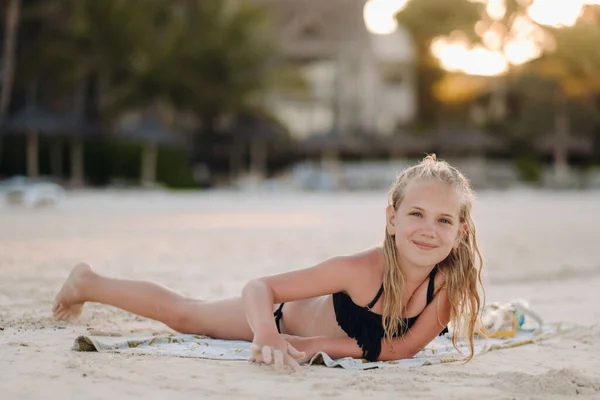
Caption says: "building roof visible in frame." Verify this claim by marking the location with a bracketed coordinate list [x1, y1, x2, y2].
[254, 0, 372, 58]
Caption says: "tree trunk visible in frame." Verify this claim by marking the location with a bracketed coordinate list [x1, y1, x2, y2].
[70, 136, 84, 187]
[553, 91, 570, 188]
[141, 142, 158, 188]
[0, 0, 20, 117]
[191, 112, 218, 186]
[194, 112, 217, 164]
[469, 154, 487, 189]
[414, 41, 444, 128]
[68, 77, 88, 188]
[0, 0, 22, 172]
[332, 57, 343, 134]
[27, 130, 38, 180]
[250, 137, 267, 179]
[321, 147, 341, 190]
[489, 75, 508, 121]
[51, 141, 63, 179]
[229, 139, 243, 182]
[321, 148, 339, 167]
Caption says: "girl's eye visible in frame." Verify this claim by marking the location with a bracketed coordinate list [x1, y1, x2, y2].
[410, 212, 422, 217]
[439, 218, 452, 224]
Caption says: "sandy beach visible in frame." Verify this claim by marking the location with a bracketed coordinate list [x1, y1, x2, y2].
[1, 189, 600, 399]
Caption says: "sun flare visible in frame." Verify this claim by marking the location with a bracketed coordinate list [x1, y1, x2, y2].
[363, 0, 598, 76]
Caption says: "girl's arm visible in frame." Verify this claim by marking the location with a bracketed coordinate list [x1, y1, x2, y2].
[315, 288, 451, 361]
[241, 253, 365, 336]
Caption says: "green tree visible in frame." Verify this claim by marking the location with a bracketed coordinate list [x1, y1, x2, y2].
[20, 0, 279, 185]
[395, 0, 484, 128]
[397, 0, 600, 186]
[0, 0, 22, 174]
[169, 1, 276, 153]
[514, 20, 600, 186]
[20, 0, 169, 185]
[106, 0, 279, 179]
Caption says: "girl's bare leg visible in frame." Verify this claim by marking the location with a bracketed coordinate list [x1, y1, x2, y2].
[52, 263, 254, 341]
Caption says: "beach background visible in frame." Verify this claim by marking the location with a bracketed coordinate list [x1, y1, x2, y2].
[2, 0, 600, 398]
[1, 188, 599, 399]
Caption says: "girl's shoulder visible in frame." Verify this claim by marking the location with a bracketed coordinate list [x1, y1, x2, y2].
[343, 247, 385, 280]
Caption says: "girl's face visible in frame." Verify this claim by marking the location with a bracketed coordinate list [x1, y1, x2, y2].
[386, 180, 464, 270]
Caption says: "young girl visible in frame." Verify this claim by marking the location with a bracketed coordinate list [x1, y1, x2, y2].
[53, 155, 484, 372]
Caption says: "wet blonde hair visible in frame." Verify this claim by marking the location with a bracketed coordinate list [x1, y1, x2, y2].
[382, 154, 484, 361]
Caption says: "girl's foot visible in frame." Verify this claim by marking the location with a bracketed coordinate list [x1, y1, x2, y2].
[53, 263, 93, 320]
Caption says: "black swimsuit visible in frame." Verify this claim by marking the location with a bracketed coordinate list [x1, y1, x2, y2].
[333, 266, 448, 361]
[273, 266, 448, 361]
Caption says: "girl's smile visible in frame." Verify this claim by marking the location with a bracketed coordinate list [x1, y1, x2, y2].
[412, 240, 439, 251]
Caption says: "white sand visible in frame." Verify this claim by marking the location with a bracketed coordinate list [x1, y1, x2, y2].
[1, 189, 600, 399]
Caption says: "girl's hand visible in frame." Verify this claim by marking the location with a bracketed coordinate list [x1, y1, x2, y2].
[249, 331, 305, 372]
[280, 334, 320, 364]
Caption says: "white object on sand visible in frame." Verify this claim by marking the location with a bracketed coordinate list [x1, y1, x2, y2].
[1, 176, 65, 208]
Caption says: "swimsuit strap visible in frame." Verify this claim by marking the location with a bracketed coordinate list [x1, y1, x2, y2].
[366, 285, 384, 310]
[368, 265, 439, 310]
[426, 266, 438, 305]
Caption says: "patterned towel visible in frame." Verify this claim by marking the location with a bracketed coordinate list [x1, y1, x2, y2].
[72, 323, 573, 370]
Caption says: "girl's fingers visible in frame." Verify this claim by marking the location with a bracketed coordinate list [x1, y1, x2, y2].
[273, 349, 284, 371]
[249, 343, 303, 372]
[249, 344, 261, 360]
[284, 354, 303, 373]
[261, 345, 273, 364]
[286, 343, 306, 359]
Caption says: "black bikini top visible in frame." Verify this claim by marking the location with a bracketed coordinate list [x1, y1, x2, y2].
[332, 266, 448, 361]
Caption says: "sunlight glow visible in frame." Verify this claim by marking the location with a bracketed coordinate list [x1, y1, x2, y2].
[486, 0, 507, 21]
[363, 0, 599, 77]
[363, 0, 408, 35]
[529, 0, 585, 27]
[432, 37, 508, 76]
[504, 39, 543, 65]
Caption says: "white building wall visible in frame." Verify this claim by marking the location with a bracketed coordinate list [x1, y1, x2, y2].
[259, 1, 417, 138]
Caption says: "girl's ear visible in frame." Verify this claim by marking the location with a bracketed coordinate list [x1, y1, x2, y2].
[386, 205, 396, 236]
[454, 223, 468, 249]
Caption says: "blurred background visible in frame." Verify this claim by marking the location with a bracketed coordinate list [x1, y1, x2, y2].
[0, 0, 599, 194]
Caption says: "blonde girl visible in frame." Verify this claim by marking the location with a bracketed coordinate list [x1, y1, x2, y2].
[53, 155, 484, 371]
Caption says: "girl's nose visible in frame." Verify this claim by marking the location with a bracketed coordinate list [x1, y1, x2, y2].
[421, 219, 436, 237]
[421, 229, 435, 238]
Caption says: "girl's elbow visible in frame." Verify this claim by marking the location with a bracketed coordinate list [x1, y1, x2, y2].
[377, 353, 408, 362]
[377, 347, 416, 362]
[241, 279, 268, 297]
[378, 338, 424, 361]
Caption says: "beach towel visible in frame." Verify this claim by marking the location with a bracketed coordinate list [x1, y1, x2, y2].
[72, 323, 571, 370]
[71, 300, 574, 370]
